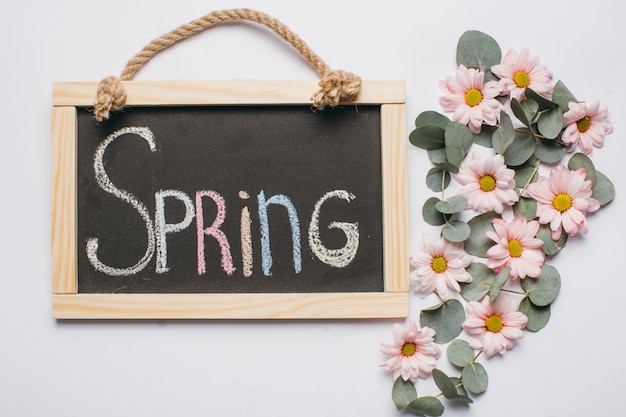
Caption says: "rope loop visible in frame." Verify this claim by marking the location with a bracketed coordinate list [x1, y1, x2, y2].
[93, 8, 361, 121]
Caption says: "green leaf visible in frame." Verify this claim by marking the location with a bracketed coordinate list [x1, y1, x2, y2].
[432, 369, 458, 400]
[521, 264, 561, 307]
[465, 212, 497, 257]
[407, 396, 445, 417]
[410, 125, 446, 150]
[415, 111, 450, 129]
[423, 197, 447, 226]
[456, 30, 502, 71]
[534, 138, 566, 163]
[445, 122, 474, 166]
[536, 224, 567, 256]
[490, 267, 510, 302]
[568, 152, 597, 185]
[462, 362, 488, 394]
[447, 339, 475, 368]
[513, 157, 539, 188]
[513, 197, 537, 222]
[525, 88, 556, 111]
[503, 129, 536, 166]
[420, 299, 465, 344]
[521, 99, 539, 124]
[435, 196, 468, 214]
[442, 220, 471, 243]
[519, 297, 551, 332]
[473, 125, 496, 148]
[592, 171, 615, 206]
[450, 377, 474, 404]
[461, 263, 497, 301]
[551, 80, 577, 111]
[392, 377, 418, 411]
[537, 107, 564, 140]
[492, 111, 515, 154]
[428, 148, 459, 173]
[510, 98, 532, 129]
[426, 167, 451, 192]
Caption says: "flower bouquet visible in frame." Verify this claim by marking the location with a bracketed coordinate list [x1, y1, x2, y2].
[380, 30, 615, 416]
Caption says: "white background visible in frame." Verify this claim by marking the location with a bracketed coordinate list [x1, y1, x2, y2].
[1, 1, 625, 416]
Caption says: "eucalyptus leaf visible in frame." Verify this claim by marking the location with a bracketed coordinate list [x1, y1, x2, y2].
[521, 264, 561, 307]
[536, 224, 567, 256]
[513, 197, 537, 221]
[447, 339, 476, 368]
[392, 377, 418, 411]
[513, 157, 539, 188]
[442, 220, 471, 243]
[521, 99, 539, 124]
[428, 148, 460, 173]
[490, 267, 510, 301]
[423, 197, 447, 226]
[492, 111, 515, 154]
[537, 107, 564, 139]
[420, 299, 465, 344]
[510, 98, 532, 129]
[503, 129, 536, 166]
[568, 152, 597, 185]
[456, 30, 502, 71]
[436, 196, 468, 214]
[450, 377, 474, 404]
[461, 263, 497, 301]
[525, 88, 556, 111]
[519, 297, 551, 332]
[406, 396, 445, 417]
[534, 138, 566, 163]
[465, 212, 497, 257]
[462, 362, 488, 394]
[426, 167, 451, 192]
[473, 125, 496, 148]
[415, 111, 451, 130]
[592, 171, 615, 206]
[551, 80, 578, 111]
[410, 125, 446, 150]
[445, 121, 474, 166]
[432, 369, 458, 399]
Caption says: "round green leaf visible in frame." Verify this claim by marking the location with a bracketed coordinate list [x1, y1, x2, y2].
[551, 80, 577, 111]
[568, 152, 597, 185]
[415, 110, 450, 130]
[409, 125, 445, 150]
[435, 196, 468, 214]
[513, 157, 539, 188]
[450, 377, 474, 404]
[442, 220, 471, 242]
[534, 138, 566, 163]
[423, 197, 447, 226]
[420, 299, 465, 344]
[392, 377, 418, 411]
[510, 98, 532, 129]
[407, 396, 445, 417]
[592, 171, 615, 206]
[473, 125, 496, 148]
[519, 297, 551, 332]
[492, 111, 515, 154]
[445, 121, 473, 166]
[521, 264, 561, 306]
[461, 263, 497, 301]
[537, 107, 564, 139]
[447, 339, 475, 368]
[456, 30, 502, 71]
[432, 369, 458, 399]
[426, 167, 451, 192]
[490, 267, 510, 301]
[428, 148, 459, 173]
[521, 99, 539, 124]
[503, 129, 536, 166]
[513, 197, 537, 222]
[462, 362, 488, 394]
[525, 88, 556, 111]
[536, 224, 567, 256]
[465, 212, 497, 257]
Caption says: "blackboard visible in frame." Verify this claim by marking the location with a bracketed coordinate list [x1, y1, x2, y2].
[52, 80, 408, 318]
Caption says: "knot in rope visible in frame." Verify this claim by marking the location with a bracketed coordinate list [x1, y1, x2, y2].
[311, 70, 362, 110]
[93, 76, 127, 122]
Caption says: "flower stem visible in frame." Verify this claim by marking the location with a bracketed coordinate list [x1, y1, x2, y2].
[520, 160, 541, 196]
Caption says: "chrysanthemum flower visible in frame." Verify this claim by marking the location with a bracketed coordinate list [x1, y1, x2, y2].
[439, 64, 502, 134]
[453, 152, 519, 214]
[462, 294, 528, 358]
[491, 47, 553, 101]
[525, 165, 600, 240]
[562, 100, 613, 155]
[485, 216, 545, 280]
[380, 319, 441, 382]
[410, 234, 473, 301]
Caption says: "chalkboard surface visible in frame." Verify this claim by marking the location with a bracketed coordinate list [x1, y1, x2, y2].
[76, 105, 384, 294]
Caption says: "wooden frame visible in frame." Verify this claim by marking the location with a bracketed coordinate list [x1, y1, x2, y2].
[51, 80, 408, 319]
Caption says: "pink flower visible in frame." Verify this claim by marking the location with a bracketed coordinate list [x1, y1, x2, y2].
[380, 319, 441, 382]
[562, 101, 613, 155]
[525, 165, 600, 240]
[439, 65, 502, 134]
[491, 48, 553, 101]
[453, 152, 519, 214]
[485, 216, 545, 280]
[462, 294, 528, 357]
[410, 234, 473, 301]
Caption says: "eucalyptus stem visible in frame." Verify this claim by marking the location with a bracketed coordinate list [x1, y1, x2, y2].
[520, 160, 541, 196]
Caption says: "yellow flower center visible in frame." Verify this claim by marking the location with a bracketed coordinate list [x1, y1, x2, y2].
[513, 71, 531, 88]
[431, 256, 447, 273]
[508, 239, 523, 257]
[553, 193, 573, 212]
[577, 117, 591, 132]
[402, 342, 416, 356]
[485, 315, 504, 333]
[465, 89, 483, 107]
[479, 175, 496, 192]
